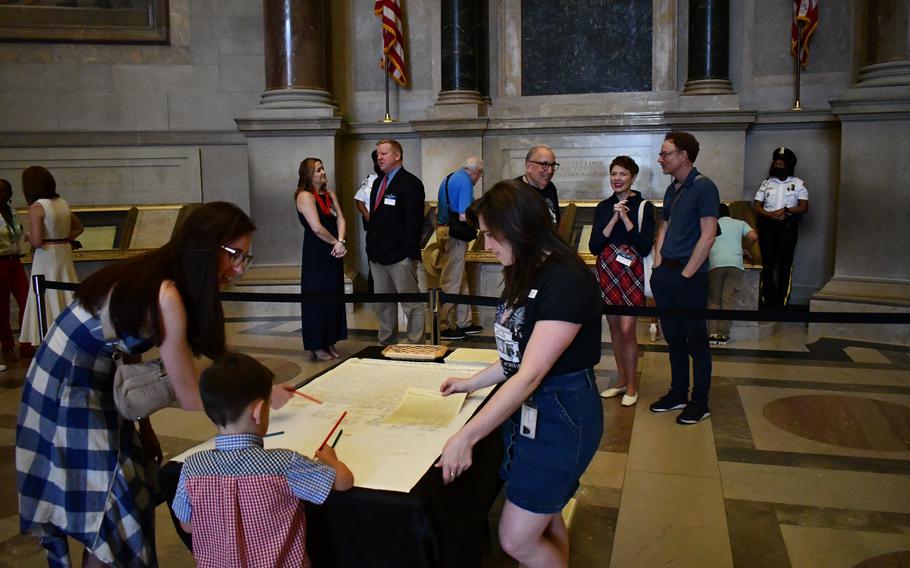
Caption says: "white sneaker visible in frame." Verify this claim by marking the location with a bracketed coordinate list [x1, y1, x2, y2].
[600, 386, 627, 398]
[0, 363, 7, 372]
[621, 393, 639, 407]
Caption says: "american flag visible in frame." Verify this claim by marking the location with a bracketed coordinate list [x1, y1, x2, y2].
[791, 0, 819, 67]
[374, 0, 407, 87]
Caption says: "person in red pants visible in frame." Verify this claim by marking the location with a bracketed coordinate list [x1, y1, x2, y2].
[0, 179, 29, 364]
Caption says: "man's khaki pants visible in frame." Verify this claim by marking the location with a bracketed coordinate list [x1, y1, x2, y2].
[370, 258, 425, 344]
[437, 226, 472, 331]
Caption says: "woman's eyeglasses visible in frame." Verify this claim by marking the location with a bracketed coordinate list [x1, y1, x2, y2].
[221, 244, 254, 269]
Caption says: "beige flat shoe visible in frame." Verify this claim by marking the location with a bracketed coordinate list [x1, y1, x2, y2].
[600, 386, 627, 398]
[621, 393, 639, 407]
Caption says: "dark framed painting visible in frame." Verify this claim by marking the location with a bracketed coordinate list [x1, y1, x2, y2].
[0, 0, 168, 44]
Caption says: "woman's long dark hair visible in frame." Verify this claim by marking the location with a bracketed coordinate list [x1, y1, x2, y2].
[77, 201, 256, 358]
[470, 181, 592, 307]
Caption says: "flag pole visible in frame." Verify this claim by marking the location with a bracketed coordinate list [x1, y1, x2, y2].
[791, 20, 804, 112]
[383, 59, 394, 123]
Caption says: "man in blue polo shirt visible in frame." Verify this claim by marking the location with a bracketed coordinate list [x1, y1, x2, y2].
[648, 131, 720, 424]
[437, 156, 484, 340]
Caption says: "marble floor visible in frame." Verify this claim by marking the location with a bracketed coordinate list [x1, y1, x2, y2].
[0, 305, 908, 567]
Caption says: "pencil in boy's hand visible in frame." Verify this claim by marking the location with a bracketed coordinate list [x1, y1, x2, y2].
[331, 429, 343, 448]
[318, 411, 347, 451]
[292, 390, 322, 404]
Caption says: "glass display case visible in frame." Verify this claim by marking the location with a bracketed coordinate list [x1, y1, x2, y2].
[16, 203, 193, 263]
[463, 199, 761, 267]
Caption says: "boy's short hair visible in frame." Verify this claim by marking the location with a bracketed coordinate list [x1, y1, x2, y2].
[200, 352, 274, 427]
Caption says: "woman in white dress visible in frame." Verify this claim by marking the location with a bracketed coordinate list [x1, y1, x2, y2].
[19, 166, 83, 356]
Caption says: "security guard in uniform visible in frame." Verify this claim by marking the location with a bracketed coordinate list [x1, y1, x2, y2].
[752, 147, 809, 308]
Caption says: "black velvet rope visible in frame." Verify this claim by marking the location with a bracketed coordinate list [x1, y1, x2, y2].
[39, 280, 909, 325]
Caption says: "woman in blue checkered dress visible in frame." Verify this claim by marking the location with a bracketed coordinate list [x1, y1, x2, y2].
[15, 202, 276, 568]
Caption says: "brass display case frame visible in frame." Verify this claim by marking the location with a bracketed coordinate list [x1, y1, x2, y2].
[16, 203, 191, 264]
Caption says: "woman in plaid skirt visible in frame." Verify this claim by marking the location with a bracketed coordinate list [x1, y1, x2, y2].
[16, 202, 292, 567]
[588, 156, 656, 407]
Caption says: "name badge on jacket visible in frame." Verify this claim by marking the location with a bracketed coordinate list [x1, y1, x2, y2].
[384, 195, 397, 206]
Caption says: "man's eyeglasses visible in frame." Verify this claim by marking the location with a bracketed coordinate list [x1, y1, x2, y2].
[658, 150, 680, 159]
[527, 160, 560, 171]
[221, 244, 254, 270]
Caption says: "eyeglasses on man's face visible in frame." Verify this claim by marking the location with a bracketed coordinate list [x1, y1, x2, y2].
[527, 160, 560, 171]
[658, 150, 680, 159]
[221, 244, 254, 270]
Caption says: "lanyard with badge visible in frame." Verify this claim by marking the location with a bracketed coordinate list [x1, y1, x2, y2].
[494, 289, 539, 439]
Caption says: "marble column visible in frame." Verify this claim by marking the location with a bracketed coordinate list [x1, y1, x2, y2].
[236, 0, 343, 283]
[809, 0, 910, 345]
[683, 0, 733, 94]
[260, 0, 335, 109]
[437, 0, 487, 106]
[856, 0, 910, 87]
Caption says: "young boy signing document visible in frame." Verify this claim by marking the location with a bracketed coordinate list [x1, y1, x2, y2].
[171, 353, 354, 568]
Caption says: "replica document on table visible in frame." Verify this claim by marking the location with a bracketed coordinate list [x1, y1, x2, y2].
[173, 358, 494, 493]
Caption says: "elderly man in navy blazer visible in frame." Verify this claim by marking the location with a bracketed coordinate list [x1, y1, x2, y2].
[366, 139, 426, 344]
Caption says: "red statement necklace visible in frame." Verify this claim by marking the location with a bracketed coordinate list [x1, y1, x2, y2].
[312, 189, 333, 215]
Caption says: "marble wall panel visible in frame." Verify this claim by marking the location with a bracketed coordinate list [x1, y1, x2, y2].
[0, 0, 263, 133]
[0, 63, 112, 93]
[834, 119, 910, 282]
[167, 92, 259, 131]
[189, 0, 220, 65]
[0, 93, 57, 131]
[111, 64, 219, 93]
[0, 146, 202, 207]
[217, 0, 265, 56]
[200, 145, 251, 212]
[521, 0, 652, 95]
[57, 92, 167, 131]
[218, 54, 266, 93]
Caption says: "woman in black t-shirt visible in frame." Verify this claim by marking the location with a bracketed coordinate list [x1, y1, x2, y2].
[437, 181, 603, 567]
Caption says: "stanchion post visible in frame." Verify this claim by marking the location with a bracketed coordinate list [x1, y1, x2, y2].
[32, 274, 48, 339]
[430, 288, 441, 345]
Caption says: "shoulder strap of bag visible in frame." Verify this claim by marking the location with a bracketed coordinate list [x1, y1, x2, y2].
[637, 198, 650, 233]
[443, 173, 455, 221]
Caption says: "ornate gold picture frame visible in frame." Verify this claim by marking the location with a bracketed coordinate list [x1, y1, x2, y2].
[0, 0, 168, 44]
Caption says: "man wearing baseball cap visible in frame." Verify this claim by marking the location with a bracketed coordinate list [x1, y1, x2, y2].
[752, 147, 810, 309]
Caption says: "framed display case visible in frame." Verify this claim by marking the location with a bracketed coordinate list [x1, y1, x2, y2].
[17, 203, 192, 263]
[462, 199, 761, 267]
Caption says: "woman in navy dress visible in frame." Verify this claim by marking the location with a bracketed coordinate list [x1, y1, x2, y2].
[295, 158, 348, 360]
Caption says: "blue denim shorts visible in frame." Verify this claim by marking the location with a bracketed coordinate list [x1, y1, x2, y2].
[499, 368, 604, 514]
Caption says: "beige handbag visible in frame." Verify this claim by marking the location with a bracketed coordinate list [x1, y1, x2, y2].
[100, 298, 176, 420]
